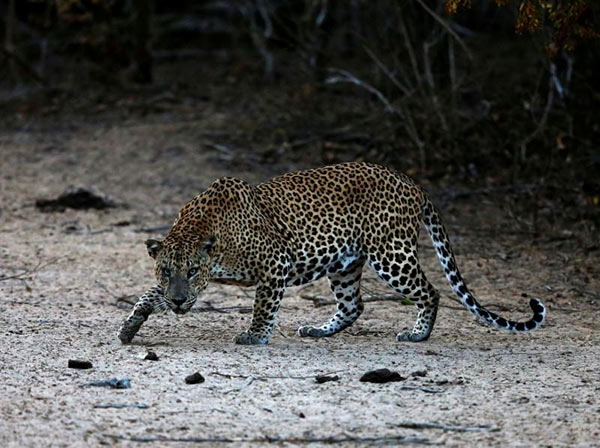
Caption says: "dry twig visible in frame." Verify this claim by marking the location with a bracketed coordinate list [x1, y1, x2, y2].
[519, 64, 555, 161]
[396, 421, 501, 432]
[363, 45, 411, 96]
[325, 68, 394, 113]
[133, 225, 171, 234]
[300, 292, 413, 308]
[413, 0, 473, 61]
[399, 385, 445, 393]
[211, 369, 344, 381]
[0, 257, 60, 282]
[191, 305, 252, 314]
[95, 281, 137, 306]
[103, 434, 430, 444]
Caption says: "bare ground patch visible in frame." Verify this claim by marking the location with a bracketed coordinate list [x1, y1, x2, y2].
[1, 118, 599, 447]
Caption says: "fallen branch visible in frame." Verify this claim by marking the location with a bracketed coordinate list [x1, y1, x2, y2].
[300, 293, 413, 308]
[301, 291, 510, 314]
[133, 225, 171, 234]
[95, 281, 137, 306]
[191, 305, 252, 314]
[211, 369, 344, 381]
[396, 421, 501, 432]
[103, 434, 430, 444]
[0, 257, 60, 282]
[399, 385, 445, 394]
[116, 296, 137, 307]
[94, 402, 149, 409]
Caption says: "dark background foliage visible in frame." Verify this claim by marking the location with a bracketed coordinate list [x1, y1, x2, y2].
[1, 0, 599, 231]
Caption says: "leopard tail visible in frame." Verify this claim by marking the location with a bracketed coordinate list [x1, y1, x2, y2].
[421, 196, 546, 333]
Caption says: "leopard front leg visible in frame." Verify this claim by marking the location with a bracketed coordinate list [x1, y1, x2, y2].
[117, 286, 164, 344]
[234, 278, 285, 346]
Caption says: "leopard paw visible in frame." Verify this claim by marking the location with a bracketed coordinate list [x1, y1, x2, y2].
[396, 330, 430, 342]
[233, 331, 269, 345]
[117, 319, 142, 344]
[297, 325, 327, 338]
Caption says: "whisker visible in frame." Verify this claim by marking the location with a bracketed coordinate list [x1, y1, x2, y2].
[152, 298, 171, 313]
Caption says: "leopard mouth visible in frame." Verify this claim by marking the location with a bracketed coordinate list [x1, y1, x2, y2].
[172, 306, 189, 315]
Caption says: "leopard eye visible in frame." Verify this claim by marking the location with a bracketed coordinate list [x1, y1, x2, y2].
[161, 267, 171, 278]
[187, 267, 198, 279]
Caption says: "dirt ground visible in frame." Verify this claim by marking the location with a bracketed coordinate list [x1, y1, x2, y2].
[1, 102, 599, 448]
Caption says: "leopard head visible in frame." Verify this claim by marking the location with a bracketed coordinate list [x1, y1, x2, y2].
[145, 235, 217, 314]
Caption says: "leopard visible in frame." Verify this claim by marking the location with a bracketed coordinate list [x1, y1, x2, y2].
[118, 162, 546, 345]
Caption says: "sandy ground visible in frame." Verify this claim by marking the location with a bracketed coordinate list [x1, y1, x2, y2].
[1, 116, 599, 447]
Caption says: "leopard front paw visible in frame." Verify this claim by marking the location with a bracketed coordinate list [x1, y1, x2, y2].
[117, 319, 142, 344]
[396, 330, 430, 342]
[233, 331, 269, 345]
[118, 326, 134, 344]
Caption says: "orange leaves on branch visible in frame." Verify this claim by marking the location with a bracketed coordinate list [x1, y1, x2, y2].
[445, 0, 598, 56]
[516, 1, 542, 34]
[543, 0, 599, 55]
[445, 0, 471, 14]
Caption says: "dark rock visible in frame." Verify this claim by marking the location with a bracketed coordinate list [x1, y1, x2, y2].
[68, 359, 93, 369]
[185, 372, 205, 384]
[144, 351, 159, 361]
[359, 368, 405, 383]
[113, 220, 131, 227]
[411, 370, 428, 378]
[36, 187, 116, 212]
[315, 374, 339, 384]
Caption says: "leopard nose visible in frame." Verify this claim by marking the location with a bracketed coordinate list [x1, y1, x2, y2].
[172, 296, 186, 306]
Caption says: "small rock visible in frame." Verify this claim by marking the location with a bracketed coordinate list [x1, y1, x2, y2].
[185, 372, 205, 384]
[315, 374, 339, 384]
[68, 359, 93, 369]
[144, 351, 159, 361]
[298, 412, 306, 418]
[359, 368, 405, 383]
[411, 370, 427, 378]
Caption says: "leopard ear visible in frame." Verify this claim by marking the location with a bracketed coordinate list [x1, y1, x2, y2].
[145, 239, 163, 259]
[202, 235, 217, 254]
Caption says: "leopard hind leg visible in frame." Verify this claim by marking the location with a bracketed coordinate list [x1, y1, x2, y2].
[297, 259, 365, 338]
[368, 250, 439, 342]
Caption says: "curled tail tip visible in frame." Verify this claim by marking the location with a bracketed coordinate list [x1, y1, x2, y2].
[529, 297, 545, 313]
[477, 297, 546, 333]
[508, 298, 546, 333]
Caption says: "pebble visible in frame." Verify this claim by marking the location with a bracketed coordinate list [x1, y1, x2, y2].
[144, 351, 159, 361]
[185, 372, 205, 384]
[315, 374, 340, 384]
[68, 359, 93, 369]
[359, 368, 405, 383]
